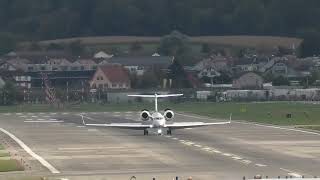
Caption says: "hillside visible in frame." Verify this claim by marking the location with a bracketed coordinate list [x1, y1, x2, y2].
[36, 36, 302, 49]
[0, 0, 319, 40]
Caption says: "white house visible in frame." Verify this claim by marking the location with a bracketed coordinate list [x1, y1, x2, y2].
[152, 53, 161, 57]
[94, 51, 114, 59]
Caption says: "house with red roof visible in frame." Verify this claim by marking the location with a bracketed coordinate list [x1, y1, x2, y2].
[90, 65, 131, 90]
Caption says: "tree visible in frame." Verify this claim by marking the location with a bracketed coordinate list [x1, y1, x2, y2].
[1, 81, 18, 105]
[272, 76, 290, 86]
[277, 46, 294, 56]
[158, 31, 191, 58]
[299, 31, 320, 57]
[0, 33, 17, 55]
[138, 70, 159, 89]
[3, 0, 320, 42]
[167, 59, 191, 88]
[201, 43, 211, 54]
[130, 41, 143, 53]
[67, 40, 84, 56]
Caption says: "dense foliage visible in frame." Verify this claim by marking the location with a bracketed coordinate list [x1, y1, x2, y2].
[1, 0, 320, 40]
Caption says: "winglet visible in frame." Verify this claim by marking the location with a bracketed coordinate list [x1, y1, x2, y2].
[80, 114, 86, 125]
[229, 113, 232, 123]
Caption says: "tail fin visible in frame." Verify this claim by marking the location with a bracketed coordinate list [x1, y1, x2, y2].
[128, 94, 183, 112]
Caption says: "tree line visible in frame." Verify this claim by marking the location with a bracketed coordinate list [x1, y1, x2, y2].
[0, 0, 320, 40]
[2, 0, 320, 56]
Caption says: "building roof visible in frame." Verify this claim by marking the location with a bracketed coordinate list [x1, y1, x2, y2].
[7, 58, 30, 65]
[3, 51, 71, 63]
[46, 58, 72, 65]
[99, 65, 130, 84]
[107, 56, 173, 66]
[73, 59, 97, 65]
[234, 71, 263, 80]
[94, 51, 114, 59]
[152, 53, 161, 57]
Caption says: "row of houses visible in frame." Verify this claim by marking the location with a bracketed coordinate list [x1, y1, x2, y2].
[0, 52, 174, 92]
[1, 49, 320, 92]
[192, 54, 319, 81]
[197, 88, 320, 101]
[0, 56, 173, 74]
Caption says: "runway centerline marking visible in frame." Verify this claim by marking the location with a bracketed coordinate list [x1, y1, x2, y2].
[170, 134, 256, 166]
[0, 128, 60, 174]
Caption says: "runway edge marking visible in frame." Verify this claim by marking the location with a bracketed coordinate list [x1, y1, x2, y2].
[176, 112, 320, 136]
[0, 128, 60, 174]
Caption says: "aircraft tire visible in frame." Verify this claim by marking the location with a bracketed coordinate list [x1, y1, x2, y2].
[144, 129, 149, 136]
[167, 129, 172, 135]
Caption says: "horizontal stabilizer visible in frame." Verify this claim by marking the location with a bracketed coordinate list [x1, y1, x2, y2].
[128, 94, 183, 98]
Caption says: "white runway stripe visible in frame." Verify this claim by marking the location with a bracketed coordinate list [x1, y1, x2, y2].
[255, 163, 267, 167]
[24, 120, 64, 123]
[0, 128, 60, 174]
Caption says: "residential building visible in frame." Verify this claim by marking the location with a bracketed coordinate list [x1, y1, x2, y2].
[193, 55, 230, 72]
[197, 67, 221, 79]
[233, 72, 264, 89]
[15, 75, 31, 89]
[0, 58, 30, 71]
[0, 62, 19, 71]
[107, 56, 173, 76]
[90, 65, 130, 90]
[271, 62, 288, 75]
[73, 59, 97, 71]
[46, 58, 72, 71]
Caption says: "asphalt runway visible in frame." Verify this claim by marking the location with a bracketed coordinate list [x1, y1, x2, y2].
[0, 111, 319, 180]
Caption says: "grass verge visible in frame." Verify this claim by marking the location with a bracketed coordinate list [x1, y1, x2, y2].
[0, 159, 24, 172]
[0, 144, 24, 172]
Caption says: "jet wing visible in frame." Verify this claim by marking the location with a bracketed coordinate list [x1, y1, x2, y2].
[165, 121, 231, 130]
[84, 123, 152, 130]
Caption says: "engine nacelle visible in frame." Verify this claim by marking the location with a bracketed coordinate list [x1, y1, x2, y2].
[140, 109, 151, 121]
[164, 109, 174, 120]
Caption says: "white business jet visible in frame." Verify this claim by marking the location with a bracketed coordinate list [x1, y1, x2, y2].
[81, 94, 231, 135]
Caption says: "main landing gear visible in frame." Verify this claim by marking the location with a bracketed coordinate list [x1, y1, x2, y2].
[143, 129, 149, 136]
[167, 128, 172, 135]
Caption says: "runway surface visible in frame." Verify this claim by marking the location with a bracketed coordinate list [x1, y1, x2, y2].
[0, 111, 319, 180]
